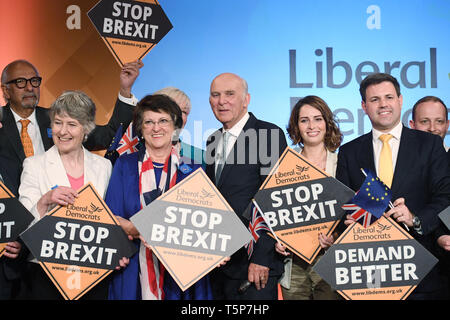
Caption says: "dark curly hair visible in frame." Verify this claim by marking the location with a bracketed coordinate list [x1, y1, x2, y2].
[287, 95, 342, 152]
[133, 94, 183, 140]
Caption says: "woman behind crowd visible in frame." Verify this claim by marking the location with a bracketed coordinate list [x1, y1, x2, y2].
[106, 94, 212, 300]
[18, 90, 123, 299]
[276, 95, 342, 300]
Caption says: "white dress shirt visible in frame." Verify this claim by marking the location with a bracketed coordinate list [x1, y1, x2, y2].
[215, 112, 250, 173]
[371, 121, 403, 176]
[10, 108, 45, 156]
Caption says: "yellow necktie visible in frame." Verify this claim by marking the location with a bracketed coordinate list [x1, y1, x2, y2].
[379, 134, 393, 187]
[19, 119, 34, 158]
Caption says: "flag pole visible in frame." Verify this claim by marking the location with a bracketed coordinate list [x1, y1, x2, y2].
[360, 168, 409, 231]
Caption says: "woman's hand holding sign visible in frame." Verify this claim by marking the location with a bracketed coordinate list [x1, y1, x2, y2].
[37, 186, 78, 217]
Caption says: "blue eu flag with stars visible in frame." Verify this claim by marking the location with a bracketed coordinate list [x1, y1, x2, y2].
[352, 169, 392, 218]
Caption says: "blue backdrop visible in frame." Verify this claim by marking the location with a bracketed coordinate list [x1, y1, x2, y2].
[131, 0, 450, 149]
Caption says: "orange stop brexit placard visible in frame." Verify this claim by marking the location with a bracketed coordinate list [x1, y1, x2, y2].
[130, 168, 252, 291]
[0, 182, 34, 258]
[253, 147, 354, 264]
[313, 216, 438, 300]
[88, 0, 173, 66]
[20, 183, 136, 300]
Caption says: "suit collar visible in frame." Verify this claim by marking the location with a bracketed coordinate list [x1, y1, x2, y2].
[2, 105, 25, 161]
[391, 126, 414, 192]
[216, 113, 256, 188]
[35, 107, 53, 150]
[357, 132, 376, 175]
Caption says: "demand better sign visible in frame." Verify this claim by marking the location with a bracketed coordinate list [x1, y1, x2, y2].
[313, 216, 438, 300]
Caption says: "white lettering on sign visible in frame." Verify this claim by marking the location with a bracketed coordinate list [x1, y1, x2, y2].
[0, 221, 15, 239]
[40, 240, 117, 266]
[165, 206, 222, 230]
[54, 221, 109, 244]
[39, 221, 117, 266]
[103, 1, 159, 40]
[148, 206, 232, 252]
[150, 224, 231, 252]
[264, 200, 338, 227]
[334, 245, 418, 285]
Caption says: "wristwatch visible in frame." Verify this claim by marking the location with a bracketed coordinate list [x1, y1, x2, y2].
[412, 215, 423, 235]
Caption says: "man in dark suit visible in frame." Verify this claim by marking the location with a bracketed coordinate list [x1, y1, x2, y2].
[409, 95, 450, 298]
[0, 109, 24, 300]
[0, 59, 141, 299]
[336, 73, 450, 300]
[205, 73, 287, 299]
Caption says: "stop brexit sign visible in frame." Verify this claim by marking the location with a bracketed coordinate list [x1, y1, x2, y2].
[88, 0, 173, 66]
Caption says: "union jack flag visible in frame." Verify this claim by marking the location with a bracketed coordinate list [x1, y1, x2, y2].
[342, 203, 377, 228]
[117, 122, 139, 155]
[244, 202, 271, 258]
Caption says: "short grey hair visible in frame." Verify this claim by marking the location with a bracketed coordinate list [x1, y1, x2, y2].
[154, 87, 192, 113]
[49, 90, 96, 136]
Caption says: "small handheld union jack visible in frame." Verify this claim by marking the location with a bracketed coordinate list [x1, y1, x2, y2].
[117, 122, 140, 156]
[244, 201, 271, 259]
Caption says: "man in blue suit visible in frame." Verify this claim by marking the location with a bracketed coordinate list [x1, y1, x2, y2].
[336, 73, 450, 300]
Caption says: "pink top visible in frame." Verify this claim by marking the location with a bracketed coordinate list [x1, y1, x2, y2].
[67, 174, 84, 191]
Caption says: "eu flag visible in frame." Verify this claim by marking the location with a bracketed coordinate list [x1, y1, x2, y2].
[352, 169, 392, 218]
[104, 123, 123, 165]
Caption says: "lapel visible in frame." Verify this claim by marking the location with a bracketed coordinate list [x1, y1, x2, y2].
[391, 126, 413, 193]
[44, 145, 71, 189]
[2, 105, 25, 161]
[357, 132, 376, 177]
[205, 129, 220, 184]
[83, 147, 95, 187]
[216, 113, 256, 188]
[35, 107, 53, 151]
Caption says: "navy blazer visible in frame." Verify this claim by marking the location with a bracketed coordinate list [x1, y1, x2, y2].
[205, 112, 288, 279]
[336, 126, 450, 297]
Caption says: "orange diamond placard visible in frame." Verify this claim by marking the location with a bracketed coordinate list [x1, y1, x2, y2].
[253, 147, 354, 263]
[20, 183, 136, 300]
[313, 216, 438, 300]
[130, 168, 252, 291]
[88, 0, 173, 66]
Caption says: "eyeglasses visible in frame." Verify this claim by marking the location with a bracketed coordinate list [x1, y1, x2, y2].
[6, 77, 42, 89]
[143, 118, 173, 128]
